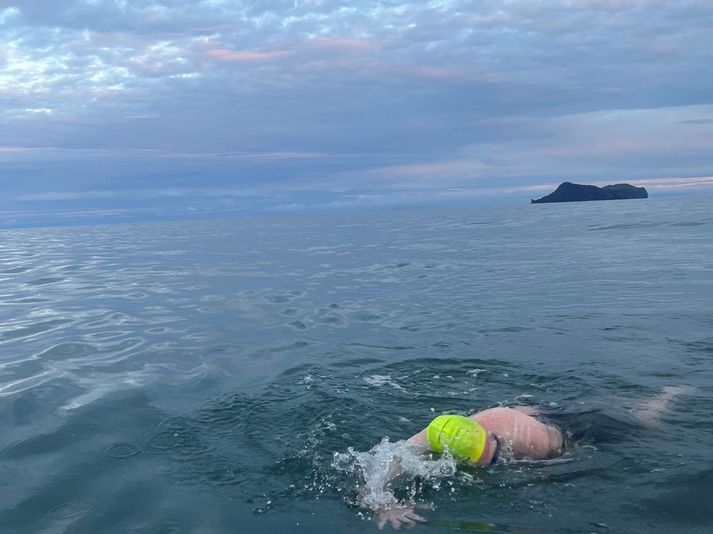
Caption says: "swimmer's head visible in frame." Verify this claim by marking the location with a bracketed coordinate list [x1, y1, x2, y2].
[427, 414, 488, 464]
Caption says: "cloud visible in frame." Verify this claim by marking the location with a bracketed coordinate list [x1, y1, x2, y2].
[629, 176, 713, 190]
[1, 1, 712, 224]
[310, 36, 380, 51]
[14, 186, 263, 202]
[679, 118, 713, 125]
[0, 146, 35, 154]
[507, 175, 713, 194]
[205, 48, 290, 62]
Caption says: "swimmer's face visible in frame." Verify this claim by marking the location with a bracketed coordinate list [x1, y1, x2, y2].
[468, 433, 498, 466]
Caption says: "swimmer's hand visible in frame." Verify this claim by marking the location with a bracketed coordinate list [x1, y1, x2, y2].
[377, 504, 428, 530]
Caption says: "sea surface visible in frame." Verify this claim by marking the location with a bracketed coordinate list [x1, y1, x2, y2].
[1, 197, 712, 534]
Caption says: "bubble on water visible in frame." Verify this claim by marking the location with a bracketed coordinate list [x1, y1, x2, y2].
[324, 421, 337, 431]
[363, 374, 404, 391]
[299, 374, 314, 390]
[250, 494, 273, 515]
[333, 437, 457, 512]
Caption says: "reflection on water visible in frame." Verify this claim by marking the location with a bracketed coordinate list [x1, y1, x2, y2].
[1, 198, 712, 533]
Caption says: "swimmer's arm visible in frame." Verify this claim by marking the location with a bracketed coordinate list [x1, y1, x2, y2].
[357, 433, 431, 530]
[377, 430, 428, 487]
[630, 385, 696, 427]
[372, 433, 430, 530]
[406, 428, 430, 453]
[357, 431, 429, 507]
[366, 431, 429, 506]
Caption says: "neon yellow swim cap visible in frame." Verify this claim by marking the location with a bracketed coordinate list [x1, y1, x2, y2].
[427, 414, 487, 463]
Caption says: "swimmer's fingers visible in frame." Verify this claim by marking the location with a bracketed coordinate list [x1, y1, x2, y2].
[403, 511, 427, 524]
[376, 510, 404, 530]
[377, 513, 395, 530]
[395, 510, 427, 529]
[376, 506, 427, 530]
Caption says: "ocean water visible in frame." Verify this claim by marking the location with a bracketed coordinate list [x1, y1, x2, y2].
[1, 197, 712, 534]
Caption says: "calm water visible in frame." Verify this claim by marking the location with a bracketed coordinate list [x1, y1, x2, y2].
[1, 198, 712, 534]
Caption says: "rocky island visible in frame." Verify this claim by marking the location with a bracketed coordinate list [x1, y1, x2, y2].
[531, 182, 648, 204]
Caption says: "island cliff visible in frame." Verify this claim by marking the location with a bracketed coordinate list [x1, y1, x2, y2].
[531, 182, 648, 204]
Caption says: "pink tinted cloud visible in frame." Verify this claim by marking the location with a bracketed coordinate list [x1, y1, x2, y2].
[206, 48, 289, 62]
[393, 64, 468, 81]
[626, 176, 713, 190]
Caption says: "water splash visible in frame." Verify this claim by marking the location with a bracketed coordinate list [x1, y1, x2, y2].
[333, 437, 458, 512]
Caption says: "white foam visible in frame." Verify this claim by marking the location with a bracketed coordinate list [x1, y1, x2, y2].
[363, 374, 404, 391]
[299, 374, 314, 390]
[333, 437, 457, 511]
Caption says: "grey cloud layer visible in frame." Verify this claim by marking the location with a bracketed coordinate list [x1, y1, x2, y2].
[1, 0, 713, 222]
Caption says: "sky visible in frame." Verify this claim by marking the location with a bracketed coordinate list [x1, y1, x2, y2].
[2, 0, 713, 227]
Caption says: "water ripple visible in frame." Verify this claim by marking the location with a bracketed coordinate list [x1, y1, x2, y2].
[49, 501, 93, 520]
[0, 201, 711, 533]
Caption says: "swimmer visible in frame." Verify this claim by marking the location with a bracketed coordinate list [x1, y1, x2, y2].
[373, 406, 562, 529]
[368, 386, 693, 530]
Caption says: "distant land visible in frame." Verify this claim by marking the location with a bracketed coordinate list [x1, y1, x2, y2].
[531, 182, 648, 204]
